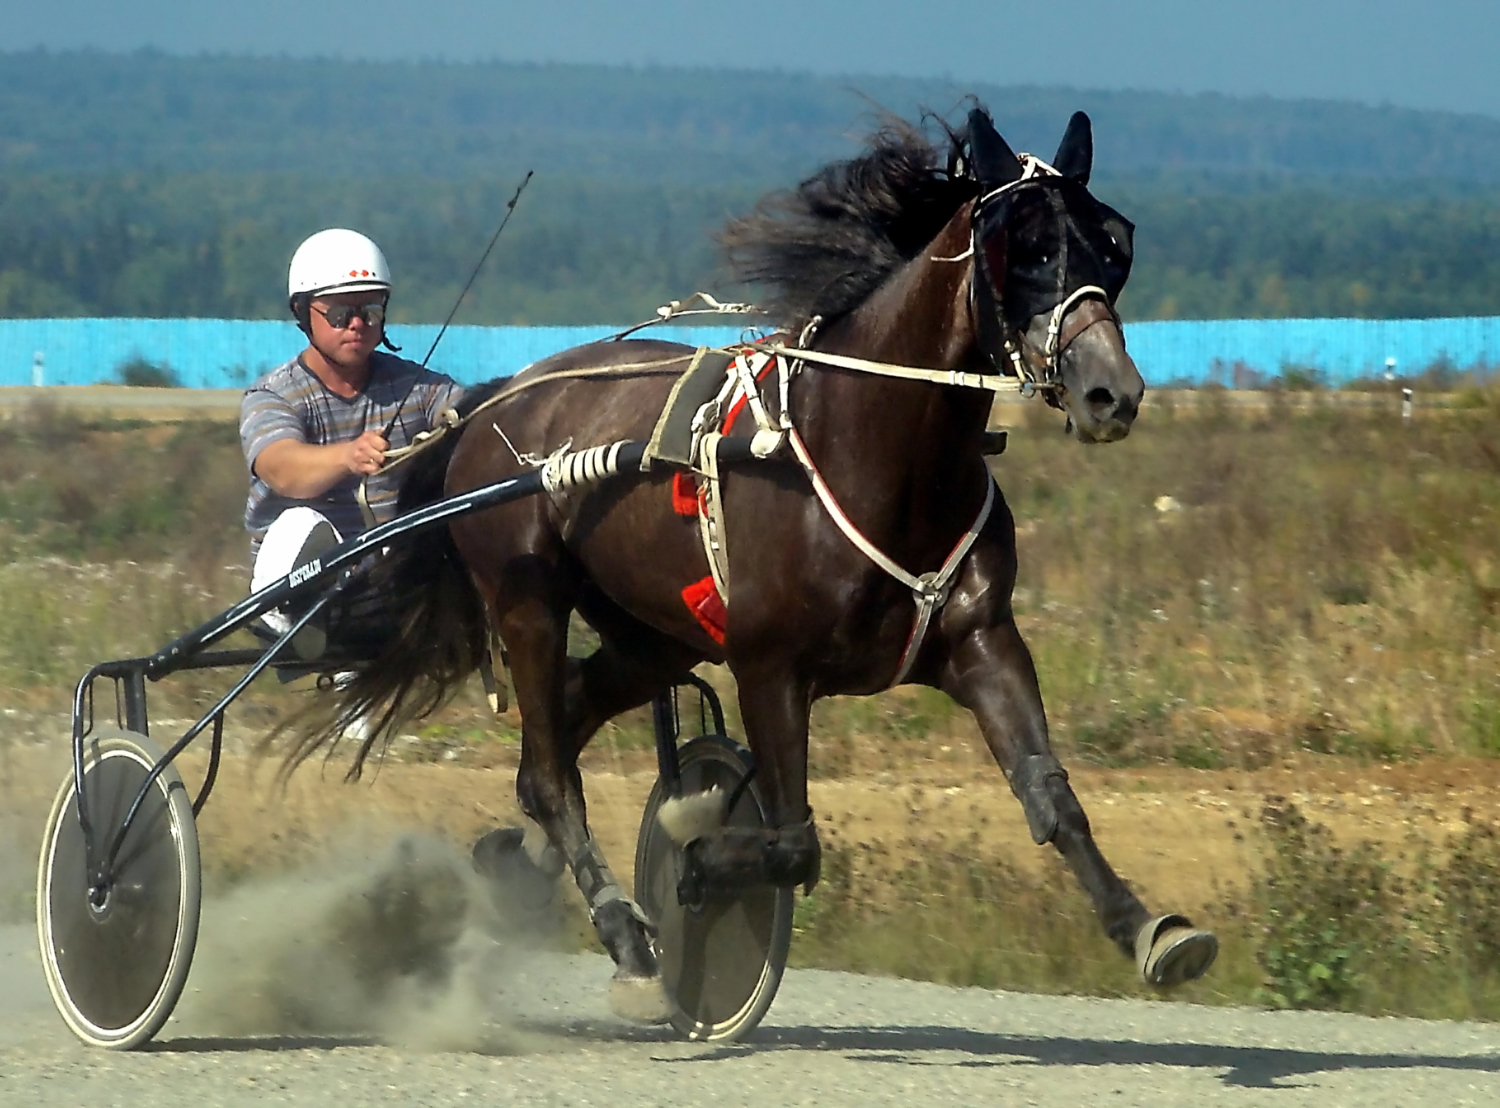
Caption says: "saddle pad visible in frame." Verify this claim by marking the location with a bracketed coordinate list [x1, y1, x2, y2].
[643, 347, 736, 470]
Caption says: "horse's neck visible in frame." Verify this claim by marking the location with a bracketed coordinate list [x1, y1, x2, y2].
[800, 209, 991, 464]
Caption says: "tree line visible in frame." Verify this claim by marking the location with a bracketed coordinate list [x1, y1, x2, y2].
[5, 50, 1500, 188]
[1, 170, 1498, 325]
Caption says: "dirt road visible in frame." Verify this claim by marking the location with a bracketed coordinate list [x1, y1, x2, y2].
[3, 925, 1500, 1107]
[7, 726, 1500, 1105]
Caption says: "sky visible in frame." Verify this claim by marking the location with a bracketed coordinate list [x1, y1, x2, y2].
[4, 0, 1500, 120]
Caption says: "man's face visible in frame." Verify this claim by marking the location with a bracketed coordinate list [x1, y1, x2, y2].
[308, 291, 387, 368]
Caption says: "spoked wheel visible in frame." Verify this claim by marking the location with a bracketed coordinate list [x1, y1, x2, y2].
[36, 727, 201, 1049]
[634, 734, 794, 1042]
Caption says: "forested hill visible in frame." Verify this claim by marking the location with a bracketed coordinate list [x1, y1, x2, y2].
[1, 51, 1499, 325]
[3, 50, 1500, 188]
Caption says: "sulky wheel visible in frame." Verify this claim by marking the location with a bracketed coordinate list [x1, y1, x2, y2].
[36, 727, 201, 1050]
[634, 733, 793, 1042]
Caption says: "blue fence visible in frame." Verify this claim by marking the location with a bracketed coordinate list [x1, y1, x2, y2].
[1125, 317, 1500, 386]
[1, 316, 1498, 390]
[0, 319, 754, 390]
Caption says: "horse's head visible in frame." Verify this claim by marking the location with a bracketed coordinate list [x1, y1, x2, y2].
[966, 110, 1145, 443]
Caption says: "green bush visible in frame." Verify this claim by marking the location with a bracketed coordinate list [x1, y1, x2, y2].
[1439, 814, 1500, 974]
[115, 355, 181, 388]
[1253, 798, 1400, 1009]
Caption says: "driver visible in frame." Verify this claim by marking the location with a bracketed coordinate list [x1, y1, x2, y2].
[240, 228, 465, 653]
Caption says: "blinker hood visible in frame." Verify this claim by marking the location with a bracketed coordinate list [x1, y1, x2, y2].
[974, 176, 1134, 325]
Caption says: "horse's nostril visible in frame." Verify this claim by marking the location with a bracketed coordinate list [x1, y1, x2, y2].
[1085, 387, 1115, 408]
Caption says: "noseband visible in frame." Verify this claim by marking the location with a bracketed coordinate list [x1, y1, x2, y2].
[962, 156, 1121, 399]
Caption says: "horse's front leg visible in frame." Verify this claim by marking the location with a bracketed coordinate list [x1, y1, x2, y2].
[657, 652, 822, 893]
[933, 550, 1217, 987]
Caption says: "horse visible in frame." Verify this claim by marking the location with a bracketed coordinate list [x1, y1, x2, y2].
[305, 105, 1217, 1018]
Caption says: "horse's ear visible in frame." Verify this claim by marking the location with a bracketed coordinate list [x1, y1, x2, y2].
[967, 109, 1022, 188]
[1053, 111, 1093, 184]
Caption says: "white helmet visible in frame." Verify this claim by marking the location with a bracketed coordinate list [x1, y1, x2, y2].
[287, 228, 392, 302]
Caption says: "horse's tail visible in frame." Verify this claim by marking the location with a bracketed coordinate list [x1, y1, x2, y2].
[275, 385, 502, 781]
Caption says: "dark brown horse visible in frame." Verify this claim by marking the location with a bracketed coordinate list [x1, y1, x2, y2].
[315, 106, 1216, 1017]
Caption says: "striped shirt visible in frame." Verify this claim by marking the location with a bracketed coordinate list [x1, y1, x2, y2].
[240, 352, 465, 555]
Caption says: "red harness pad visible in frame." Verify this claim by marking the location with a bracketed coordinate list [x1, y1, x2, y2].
[681, 574, 726, 644]
[671, 472, 699, 516]
[673, 347, 778, 642]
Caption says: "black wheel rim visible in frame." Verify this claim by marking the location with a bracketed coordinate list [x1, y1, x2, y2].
[637, 738, 789, 1037]
[47, 749, 185, 1033]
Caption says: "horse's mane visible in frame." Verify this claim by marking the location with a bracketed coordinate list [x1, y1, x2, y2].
[720, 112, 980, 328]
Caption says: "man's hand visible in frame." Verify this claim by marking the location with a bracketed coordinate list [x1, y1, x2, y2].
[342, 430, 389, 476]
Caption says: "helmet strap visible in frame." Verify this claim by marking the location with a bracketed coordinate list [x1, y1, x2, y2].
[289, 294, 314, 338]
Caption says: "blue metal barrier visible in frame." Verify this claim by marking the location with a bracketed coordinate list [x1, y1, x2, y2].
[0, 319, 755, 390]
[0, 316, 1496, 390]
[1126, 317, 1500, 386]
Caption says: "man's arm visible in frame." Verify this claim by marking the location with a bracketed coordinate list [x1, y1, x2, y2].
[252, 430, 389, 499]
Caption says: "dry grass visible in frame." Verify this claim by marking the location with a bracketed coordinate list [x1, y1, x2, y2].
[3, 389, 1499, 1020]
[1001, 386, 1500, 769]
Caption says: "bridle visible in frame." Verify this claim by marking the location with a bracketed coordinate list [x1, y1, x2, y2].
[957, 154, 1123, 404]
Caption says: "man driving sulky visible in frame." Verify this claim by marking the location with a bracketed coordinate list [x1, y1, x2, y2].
[240, 228, 465, 654]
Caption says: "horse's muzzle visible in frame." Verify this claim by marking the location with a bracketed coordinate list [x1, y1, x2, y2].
[1077, 385, 1140, 442]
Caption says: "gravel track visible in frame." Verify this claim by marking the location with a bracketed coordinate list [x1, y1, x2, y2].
[4, 923, 1499, 1107]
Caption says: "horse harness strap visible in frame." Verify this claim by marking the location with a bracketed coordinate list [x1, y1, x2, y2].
[786, 425, 995, 685]
[759, 343, 1051, 396]
[383, 307, 1045, 672]
[960, 152, 1125, 395]
[663, 341, 998, 685]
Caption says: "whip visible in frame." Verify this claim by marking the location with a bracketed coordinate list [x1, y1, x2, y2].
[380, 168, 533, 440]
[356, 169, 532, 527]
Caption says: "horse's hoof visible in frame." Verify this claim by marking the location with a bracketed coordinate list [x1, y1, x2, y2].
[471, 826, 561, 914]
[608, 973, 672, 1024]
[1135, 914, 1218, 987]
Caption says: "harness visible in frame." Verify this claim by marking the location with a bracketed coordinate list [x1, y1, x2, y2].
[665, 330, 999, 685]
[382, 157, 1128, 689]
[653, 156, 1126, 684]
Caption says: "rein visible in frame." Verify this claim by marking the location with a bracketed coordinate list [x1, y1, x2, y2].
[379, 320, 1054, 477]
[375, 161, 1122, 684]
[377, 353, 691, 472]
[758, 342, 1052, 396]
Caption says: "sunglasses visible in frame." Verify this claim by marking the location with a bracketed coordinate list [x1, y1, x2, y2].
[313, 301, 387, 329]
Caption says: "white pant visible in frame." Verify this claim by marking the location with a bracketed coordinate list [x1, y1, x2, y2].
[251, 507, 342, 637]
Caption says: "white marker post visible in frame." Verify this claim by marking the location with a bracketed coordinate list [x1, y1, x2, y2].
[1401, 387, 1414, 422]
[1384, 356, 1397, 383]
[31, 351, 43, 388]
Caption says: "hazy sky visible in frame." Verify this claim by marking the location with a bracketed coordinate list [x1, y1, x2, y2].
[6, 0, 1500, 119]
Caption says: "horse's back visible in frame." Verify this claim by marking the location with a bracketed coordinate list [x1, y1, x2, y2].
[517, 337, 698, 384]
[478, 337, 696, 446]
[444, 335, 724, 649]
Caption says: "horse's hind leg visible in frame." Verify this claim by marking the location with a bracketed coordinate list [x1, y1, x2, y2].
[936, 608, 1218, 987]
[481, 581, 700, 1020]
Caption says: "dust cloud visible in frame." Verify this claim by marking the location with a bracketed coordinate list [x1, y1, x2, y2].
[176, 831, 567, 1051]
[0, 740, 63, 925]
